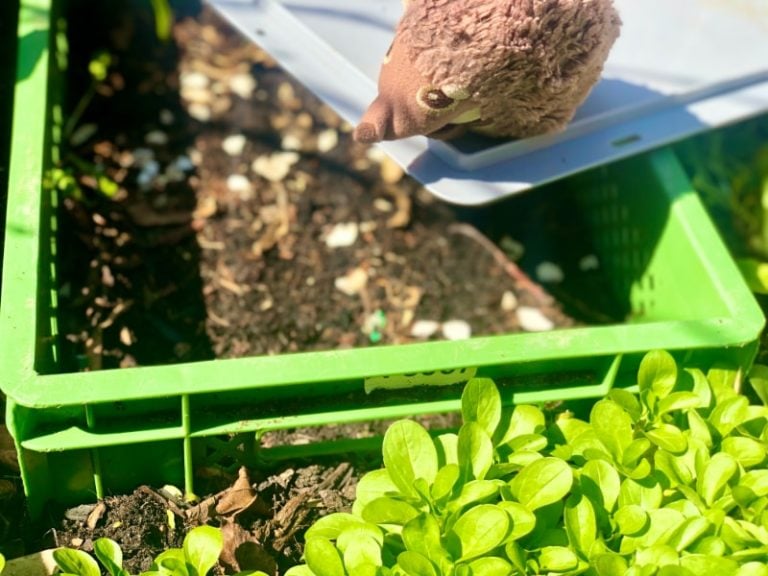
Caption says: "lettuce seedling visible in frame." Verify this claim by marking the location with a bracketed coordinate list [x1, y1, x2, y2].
[52, 526, 266, 576]
[289, 350, 768, 576]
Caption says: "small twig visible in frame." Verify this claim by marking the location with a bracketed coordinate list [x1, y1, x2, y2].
[447, 223, 552, 305]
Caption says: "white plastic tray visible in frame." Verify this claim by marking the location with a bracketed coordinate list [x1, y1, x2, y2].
[207, 0, 768, 205]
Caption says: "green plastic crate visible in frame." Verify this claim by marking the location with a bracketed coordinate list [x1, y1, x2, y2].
[2, 0, 765, 516]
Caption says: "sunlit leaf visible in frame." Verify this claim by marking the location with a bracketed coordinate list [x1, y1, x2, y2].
[383, 420, 438, 498]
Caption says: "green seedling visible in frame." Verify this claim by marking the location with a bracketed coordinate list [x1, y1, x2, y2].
[53, 526, 267, 576]
[289, 350, 768, 575]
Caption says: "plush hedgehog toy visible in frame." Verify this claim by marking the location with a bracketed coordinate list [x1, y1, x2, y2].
[354, 0, 621, 143]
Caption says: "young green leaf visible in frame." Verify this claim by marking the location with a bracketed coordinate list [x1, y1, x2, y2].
[722, 437, 766, 468]
[736, 562, 768, 576]
[434, 433, 459, 467]
[615, 505, 649, 536]
[447, 480, 502, 514]
[679, 554, 739, 575]
[698, 452, 738, 506]
[402, 514, 443, 562]
[495, 405, 545, 447]
[342, 535, 382, 573]
[0, 553, 5, 576]
[622, 438, 653, 468]
[618, 476, 663, 510]
[687, 410, 714, 448]
[709, 395, 750, 437]
[467, 556, 513, 576]
[636, 508, 686, 549]
[581, 459, 621, 513]
[645, 424, 687, 454]
[383, 420, 438, 498]
[748, 364, 768, 406]
[658, 392, 702, 415]
[353, 469, 399, 516]
[537, 546, 578, 572]
[510, 458, 573, 511]
[592, 553, 628, 576]
[607, 389, 642, 422]
[361, 497, 420, 526]
[431, 464, 461, 504]
[183, 525, 222, 576]
[304, 538, 345, 576]
[504, 434, 548, 454]
[638, 350, 678, 399]
[53, 549, 101, 576]
[666, 516, 711, 552]
[153, 549, 189, 576]
[692, 535, 727, 556]
[461, 378, 502, 439]
[590, 400, 633, 461]
[396, 551, 438, 576]
[564, 492, 597, 555]
[739, 470, 768, 498]
[93, 538, 127, 576]
[634, 545, 679, 569]
[305, 513, 369, 541]
[450, 504, 510, 561]
[458, 422, 494, 481]
[336, 524, 384, 552]
[707, 366, 741, 403]
[497, 501, 536, 542]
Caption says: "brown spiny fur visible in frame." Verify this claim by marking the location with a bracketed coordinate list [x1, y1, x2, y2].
[401, 0, 621, 138]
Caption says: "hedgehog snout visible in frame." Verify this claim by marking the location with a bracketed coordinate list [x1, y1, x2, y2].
[354, 96, 395, 143]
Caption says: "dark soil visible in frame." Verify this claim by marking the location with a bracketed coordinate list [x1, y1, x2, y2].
[55, 0, 582, 372]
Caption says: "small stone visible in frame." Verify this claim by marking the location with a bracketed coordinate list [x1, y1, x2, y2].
[137, 160, 160, 189]
[222, 134, 247, 156]
[64, 503, 97, 523]
[316, 128, 338, 153]
[252, 151, 300, 182]
[335, 267, 368, 296]
[188, 103, 211, 122]
[441, 319, 472, 341]
[119, 327, 133, 346]
[579, 254, 600, 271]
[500, 236, 525, 260]
[374, 198, 393, 213]
[227, 174, 252, 198]
[145, 130, 169, 146]
[501, 290, 518, 311]
[536, 261, 564, 283]
[517, 307, 555, 332]
[159, 108, 175, 125]
[132, 147, 155, 167]
[180, 71, 210, 91]
[229, 73, 257, 99]
[171, 155, 195, 172]
[70, 538, 84, 548]
[410, 320, 440, 339]
[324, 222, 359, 248]
[281, 134, 302, 151]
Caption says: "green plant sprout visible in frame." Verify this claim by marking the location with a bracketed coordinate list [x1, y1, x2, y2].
[52, 526, 266, 576]
[287, 350, 768, 576]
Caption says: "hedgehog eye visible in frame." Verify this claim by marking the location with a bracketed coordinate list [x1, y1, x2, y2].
[416, 87, 456, 111]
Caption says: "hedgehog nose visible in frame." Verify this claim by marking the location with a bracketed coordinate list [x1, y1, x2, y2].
[354, 96, 394, 143]
[354, 122, 381, 144]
